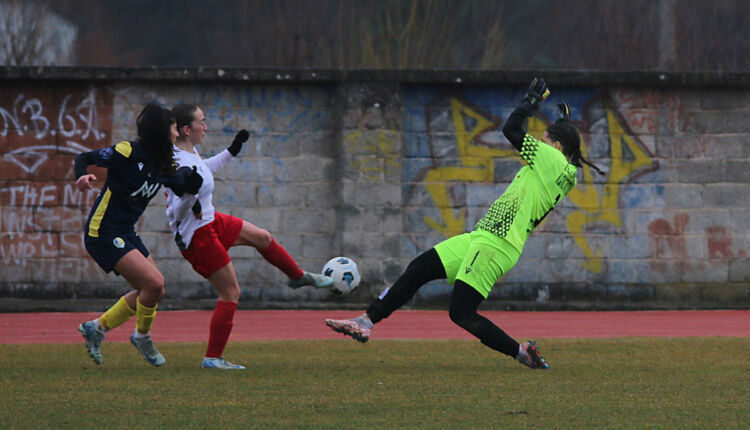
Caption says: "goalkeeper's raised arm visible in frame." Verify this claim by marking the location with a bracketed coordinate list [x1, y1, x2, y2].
[503, 77, 549, 150]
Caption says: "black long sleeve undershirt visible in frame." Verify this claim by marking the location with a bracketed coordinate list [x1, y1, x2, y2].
[74, 151, 96, 179]
[73, 150, 198, 197]
[502, 101, 535, 151]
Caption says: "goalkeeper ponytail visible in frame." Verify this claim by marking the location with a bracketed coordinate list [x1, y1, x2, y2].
[546, 122, 605, 175]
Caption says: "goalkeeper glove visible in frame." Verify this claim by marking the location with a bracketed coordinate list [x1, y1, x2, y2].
[556, 101, 570, 123]
[523, 77, 550, 110]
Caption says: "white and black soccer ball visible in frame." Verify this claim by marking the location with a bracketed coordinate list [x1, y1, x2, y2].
[322, 256, 361, 295]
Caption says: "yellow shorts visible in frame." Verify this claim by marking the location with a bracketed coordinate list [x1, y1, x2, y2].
[434, 230, 521, 298]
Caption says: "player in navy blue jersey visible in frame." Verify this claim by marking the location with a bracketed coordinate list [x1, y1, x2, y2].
[74, 102, 202, 367]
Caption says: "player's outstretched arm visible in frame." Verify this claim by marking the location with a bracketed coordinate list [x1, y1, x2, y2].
[503, 77, 549, 151]
[227, 129, 249, 157]
[204, 129, 250, 173]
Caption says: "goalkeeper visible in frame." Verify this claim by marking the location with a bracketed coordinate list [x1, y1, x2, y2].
[326, 78, 603, 369]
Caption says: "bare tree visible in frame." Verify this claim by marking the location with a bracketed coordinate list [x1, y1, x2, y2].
[0, 0, 77, 65]
[658, 0, 677, 70]
[672, 0, 750, 72]
[40, 0, 750, 72]
[331, 0, 510, 69]
[225, 0, 510, 70]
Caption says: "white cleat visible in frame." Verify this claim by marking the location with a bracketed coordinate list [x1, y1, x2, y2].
[130, 331, 166, 367]
[201, 357, 246, 370]
[516, 340, 550, 369]
[78, 321, 105, 365]
[288, 271, 334, 289]
[325, 318, 371, 343]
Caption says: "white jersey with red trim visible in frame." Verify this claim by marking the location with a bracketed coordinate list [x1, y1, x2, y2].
[165, 145, 234, 250]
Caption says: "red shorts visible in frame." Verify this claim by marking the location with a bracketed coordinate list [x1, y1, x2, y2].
[181, 212, 244, 278]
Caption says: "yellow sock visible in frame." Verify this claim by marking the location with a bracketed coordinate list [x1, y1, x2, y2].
[136, 298, 158, 335]
[98, 296, 136, 331]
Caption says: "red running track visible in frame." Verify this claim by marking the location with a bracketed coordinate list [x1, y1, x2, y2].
[0, 310, 748, 345]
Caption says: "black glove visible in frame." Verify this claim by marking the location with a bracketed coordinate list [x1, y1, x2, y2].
[176, 165, 203, 195]
[523, 77, 549, 110]
[227, 129, 250, 157]
[191, 199, 202, 219]
[556, 101, 570, 123]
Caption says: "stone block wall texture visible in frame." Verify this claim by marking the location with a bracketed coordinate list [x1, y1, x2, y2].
[1, 69, 749, 310]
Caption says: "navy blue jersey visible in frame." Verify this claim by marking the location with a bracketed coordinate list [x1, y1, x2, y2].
[85, 141, 172, 237]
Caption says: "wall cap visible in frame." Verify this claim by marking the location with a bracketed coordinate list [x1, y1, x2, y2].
[2, 66, 750, 87]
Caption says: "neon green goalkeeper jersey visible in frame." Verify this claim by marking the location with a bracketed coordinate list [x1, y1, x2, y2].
[475, 133, 578, 252]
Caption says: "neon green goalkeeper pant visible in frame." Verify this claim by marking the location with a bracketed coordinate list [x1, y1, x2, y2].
[434, 230, 521, 298]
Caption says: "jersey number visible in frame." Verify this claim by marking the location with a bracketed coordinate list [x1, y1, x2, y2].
[528, 193, 562, 233]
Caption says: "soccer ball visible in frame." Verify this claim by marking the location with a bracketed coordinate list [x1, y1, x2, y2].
[322, 256, 361, 295]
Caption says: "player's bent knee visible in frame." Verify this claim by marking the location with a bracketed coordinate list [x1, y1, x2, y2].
[141, 275, 165, 299]
[258, 230, 273, 248]
[241, 222, 273, 248]
[217, 282, 241, 303]
[448, 304, 476, 330]
[448, 306, 466, 326]
[226, 287, 241, 303]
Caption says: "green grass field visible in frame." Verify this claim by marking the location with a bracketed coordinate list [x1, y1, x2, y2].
[1, 338, 748, 429]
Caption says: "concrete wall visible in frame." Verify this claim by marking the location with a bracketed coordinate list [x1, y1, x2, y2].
[1, 68, 749, 310]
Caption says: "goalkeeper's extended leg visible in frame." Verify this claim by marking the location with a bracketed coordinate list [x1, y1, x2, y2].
[449, 280, 549, 369]
[325, 248, 446, 342]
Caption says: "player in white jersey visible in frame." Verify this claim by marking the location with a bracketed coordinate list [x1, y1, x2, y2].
[166, 104, 333, 370]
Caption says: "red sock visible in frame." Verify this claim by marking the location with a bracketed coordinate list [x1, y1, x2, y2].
[205, 300, 237, 358]
[258, 238, 304, 279]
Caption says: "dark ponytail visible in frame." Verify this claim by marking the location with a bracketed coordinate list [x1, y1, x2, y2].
[136, 102, 177, 175]
[546, 122, 605, 175]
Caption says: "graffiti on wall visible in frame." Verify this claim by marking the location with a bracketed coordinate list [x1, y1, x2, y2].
[404, 89, 660, 275]
[1, 90, 106, 173]
[343, 129, 400, 181]
[648, 211, 747, 276]
[565, 96, 659, 273]
[190, 85, 331, 146]
[613, 88, 748, 274]
[0, 86, 111, 281]
[0, 83, 333, 289]
[421, 96, 516, 237]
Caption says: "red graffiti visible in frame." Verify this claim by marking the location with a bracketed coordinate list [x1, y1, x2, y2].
[649, 213, 743, 273]
[705, 226, 734, 259]
[624, 112, 659, 134]
[648, 213, 690, 272]
[614, 89, 680, 110]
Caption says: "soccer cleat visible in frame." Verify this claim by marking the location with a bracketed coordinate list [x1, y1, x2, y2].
[130, 331, 166, 367]
[517, 340, 550, 369]
[201, 357, 246, 370]
[325, 318, 371, 343]
[287, 271, 334, 289]
[77, 321, 105, 365]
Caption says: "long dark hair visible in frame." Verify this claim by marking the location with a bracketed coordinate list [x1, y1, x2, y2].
[136, 102, 176, 175]
[546, 122, 605, 175]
